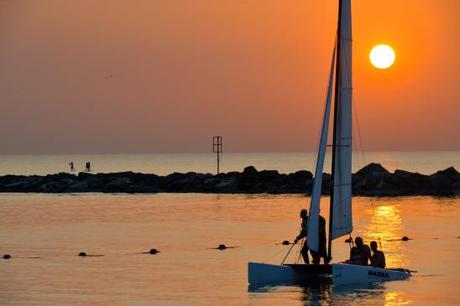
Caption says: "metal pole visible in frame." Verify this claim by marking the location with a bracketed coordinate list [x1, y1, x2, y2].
[213, 136, 223, 175]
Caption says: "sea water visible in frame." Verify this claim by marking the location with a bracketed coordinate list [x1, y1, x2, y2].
[0, 194, 459, 305]
[0, 151, 459, 175]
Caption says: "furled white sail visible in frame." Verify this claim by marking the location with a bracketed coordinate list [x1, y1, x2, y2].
[307, 46, 336, 252]
[331, 0, 353, 240]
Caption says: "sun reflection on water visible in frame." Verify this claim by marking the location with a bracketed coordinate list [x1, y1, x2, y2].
[363, 204, 408, 268]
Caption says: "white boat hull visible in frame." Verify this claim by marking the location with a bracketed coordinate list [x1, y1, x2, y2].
[248, 262, 331, 286]
[332, 263, 411, 286]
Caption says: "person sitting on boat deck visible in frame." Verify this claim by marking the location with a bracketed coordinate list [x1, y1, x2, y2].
[370, 241, 386, 268]
[310, 214, 328, 264]
[294, 209, 310, 264]
[347, 236, 371, 265]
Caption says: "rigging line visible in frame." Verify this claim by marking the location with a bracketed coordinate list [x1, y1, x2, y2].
[307, 34, 338, 212]
[261, 247, 289, 263]
[280, 242, 296, 265]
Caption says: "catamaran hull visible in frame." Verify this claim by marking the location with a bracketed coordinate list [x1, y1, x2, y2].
[248, 262, 331, 286]
[332, 263, 411, 286]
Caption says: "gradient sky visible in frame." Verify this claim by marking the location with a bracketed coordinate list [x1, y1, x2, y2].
[0, 0, 459, 154]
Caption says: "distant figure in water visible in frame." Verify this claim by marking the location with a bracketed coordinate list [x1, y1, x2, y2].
[85, 162, 91, 172]
[370, 241, 386, 268]
[69, 161, 75, 172]
[348, 236, 371, 265]
[310, 215, 328, 264]
[294, 209, 309, 264]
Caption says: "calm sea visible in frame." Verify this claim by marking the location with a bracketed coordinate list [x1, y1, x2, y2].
[0, 152, 459, 305]
[0, 194, 459, 305]
[0, 151, 459, 175]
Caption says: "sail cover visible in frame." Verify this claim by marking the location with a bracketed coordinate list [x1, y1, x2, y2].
[331, 0, 353, 240]
[307, 47, 336, 252]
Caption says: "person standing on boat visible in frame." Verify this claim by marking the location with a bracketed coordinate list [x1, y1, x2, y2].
[370, 241, 386, 268]
[348, 236, 371, 265]
[310, 215, 328, 264]
[294, 209, 310, 264]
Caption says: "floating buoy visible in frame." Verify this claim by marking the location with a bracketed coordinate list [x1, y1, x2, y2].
[78, 252, 87, 257]
[402, 236, 410, 241]
[282, 240, 290, 245]
[3, 254, 11, 260]
[149, 248, 159, 255]
[345, 238, 352, 243]
[208, 244, 237, 250]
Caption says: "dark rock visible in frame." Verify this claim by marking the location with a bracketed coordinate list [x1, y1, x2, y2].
[435, 167, 459, 180]
[104, 177, 133, 193]
[243, 166, 258, 175]
[3, 254, 11, 260]
[429, 173, 453, 195]
[355, 163, 389, 177]
[452, 182, 460, 195]
[65, 181, 89, 193]
[0, 164, 458, 195]
[213, 177, 239, 193]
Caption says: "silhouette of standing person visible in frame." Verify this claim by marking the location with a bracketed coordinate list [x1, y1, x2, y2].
[310, 215, 328, 264]
[69, 161, 75, 172]
[294, 209, 310, 264]
[85, 162, 91, 172]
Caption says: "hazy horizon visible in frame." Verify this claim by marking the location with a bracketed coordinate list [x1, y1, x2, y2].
[1, 0, 459, 154]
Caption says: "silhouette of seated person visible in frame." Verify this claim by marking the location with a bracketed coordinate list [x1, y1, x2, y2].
[346, 236, 371, 265]
[370, 241, 386, 268]
[294, 209, 310, 264]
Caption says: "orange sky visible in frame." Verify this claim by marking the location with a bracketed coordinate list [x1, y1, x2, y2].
[0, 0, 458, 154]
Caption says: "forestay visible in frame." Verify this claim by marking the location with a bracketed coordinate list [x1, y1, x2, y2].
[307, 46, 336, 252]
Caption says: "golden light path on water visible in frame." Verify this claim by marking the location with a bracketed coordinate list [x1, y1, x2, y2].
[364, 204, 406, 268]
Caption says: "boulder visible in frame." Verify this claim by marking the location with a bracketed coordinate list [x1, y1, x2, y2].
[65, 181, 89, 192]
[355, 163, 389, 177]
[428, 173, 453, 195]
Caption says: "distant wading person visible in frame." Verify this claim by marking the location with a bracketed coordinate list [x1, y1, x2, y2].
[85, 162, 91, 172]
[310, 215, 328, 264]
[370, 241, 386, 268]
[294, 209, 309, 264]
[69, 161, 75, 172]
[347, 236, 371, 265]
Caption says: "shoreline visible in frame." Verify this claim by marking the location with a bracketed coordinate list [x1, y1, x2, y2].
[0, 163, 459, 196]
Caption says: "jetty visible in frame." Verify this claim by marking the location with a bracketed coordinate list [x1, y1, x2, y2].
[0, 163, 458, 196]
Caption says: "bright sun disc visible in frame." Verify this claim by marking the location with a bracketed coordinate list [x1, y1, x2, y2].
[369, 44, 395, 69]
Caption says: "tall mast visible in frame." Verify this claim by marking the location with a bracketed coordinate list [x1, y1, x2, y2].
[328, 0, 343, 261]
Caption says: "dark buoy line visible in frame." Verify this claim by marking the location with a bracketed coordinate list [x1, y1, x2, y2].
[402, 236, 410, 241]
[78, 252, 87, 257]
[218, 244, 226, 250]
[282, 240, 290, 245]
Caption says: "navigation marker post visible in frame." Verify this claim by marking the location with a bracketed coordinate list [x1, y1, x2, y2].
[212, 136, 223, 174]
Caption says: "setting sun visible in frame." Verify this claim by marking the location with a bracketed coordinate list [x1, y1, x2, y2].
[370, 44, 396, 69]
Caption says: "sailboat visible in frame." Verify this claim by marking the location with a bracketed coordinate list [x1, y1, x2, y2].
[248, 0, 411, 287]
